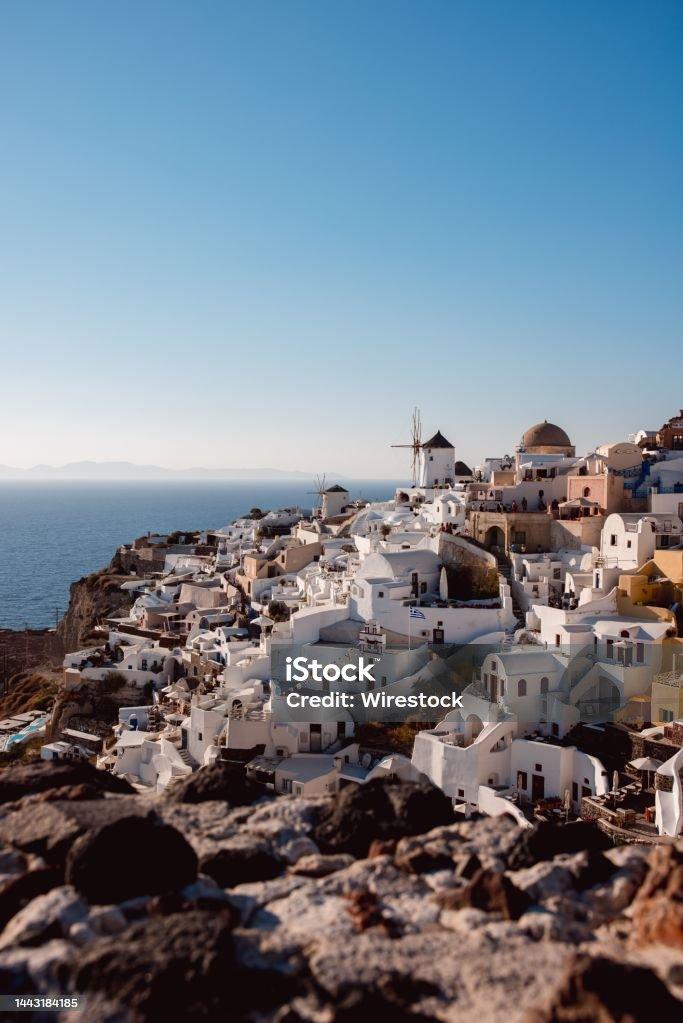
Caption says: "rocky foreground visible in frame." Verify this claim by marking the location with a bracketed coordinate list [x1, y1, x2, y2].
[0, 763, 681, 1022]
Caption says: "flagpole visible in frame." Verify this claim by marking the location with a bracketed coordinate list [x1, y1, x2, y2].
[408, 608, 412, 651]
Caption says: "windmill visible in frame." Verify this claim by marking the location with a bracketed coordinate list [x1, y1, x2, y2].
[391, 407, 423, 484]
[308, 474, 327, 517]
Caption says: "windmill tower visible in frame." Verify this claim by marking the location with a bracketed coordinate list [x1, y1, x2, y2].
[308, 474, 326, 518]
[391, 407, 423, 485]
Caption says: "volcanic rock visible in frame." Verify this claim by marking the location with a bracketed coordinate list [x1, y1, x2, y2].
[313, 779, 454, 858]
[65, 813, 197, 904]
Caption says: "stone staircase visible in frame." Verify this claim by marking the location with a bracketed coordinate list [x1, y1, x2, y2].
[496, 552, 526, 632]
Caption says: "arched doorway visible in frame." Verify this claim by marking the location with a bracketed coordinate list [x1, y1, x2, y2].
[575, 676, 621, 723]
[464, 714, 484, 744]
[485, 526, 505, 553]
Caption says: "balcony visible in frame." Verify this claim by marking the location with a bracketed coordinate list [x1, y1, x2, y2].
[653, 670, 683, 689]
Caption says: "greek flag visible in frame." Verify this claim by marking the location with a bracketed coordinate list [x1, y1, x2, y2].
[409, 606, 426, 620]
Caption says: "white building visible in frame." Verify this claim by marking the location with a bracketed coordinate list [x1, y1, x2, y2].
[599, 512, 683, 574]
[412, 711, 608, 821]
[418, 431, 457, 488]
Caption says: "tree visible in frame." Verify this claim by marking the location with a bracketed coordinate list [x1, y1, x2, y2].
[267, 600, 291, 623]
[249, 508, 264, 520]
[380, 524, 392, 539]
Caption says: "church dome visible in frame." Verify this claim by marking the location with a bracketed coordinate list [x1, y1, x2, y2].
[521, 420, 573, 453]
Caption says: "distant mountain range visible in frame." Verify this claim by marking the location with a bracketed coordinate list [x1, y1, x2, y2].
[0, 461, 329, 481]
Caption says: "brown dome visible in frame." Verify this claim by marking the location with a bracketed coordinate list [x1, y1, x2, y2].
[521, 420, 572, 450]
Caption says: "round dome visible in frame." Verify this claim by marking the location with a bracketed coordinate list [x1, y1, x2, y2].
[521, 420, 572, 451]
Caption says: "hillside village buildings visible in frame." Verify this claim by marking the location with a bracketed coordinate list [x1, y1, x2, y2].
[38, 406, 683, 844]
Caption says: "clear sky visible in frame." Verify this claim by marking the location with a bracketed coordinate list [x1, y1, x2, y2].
[1, 1, 681, 477]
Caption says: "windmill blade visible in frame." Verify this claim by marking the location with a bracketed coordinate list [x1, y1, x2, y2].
[309, 473, 326, 512]
[412, 407, 422, 448]
[411, 407, 422, 484]
[391, 407, 422, 485]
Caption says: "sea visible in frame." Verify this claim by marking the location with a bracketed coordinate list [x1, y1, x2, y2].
[0, 480, 400, 631]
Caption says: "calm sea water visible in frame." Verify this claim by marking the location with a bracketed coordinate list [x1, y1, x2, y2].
[0, 480, 399, 630]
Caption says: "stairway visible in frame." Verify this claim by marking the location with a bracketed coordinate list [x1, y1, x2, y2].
[177, 748, 194, 768]
[496, 552, 526, 631]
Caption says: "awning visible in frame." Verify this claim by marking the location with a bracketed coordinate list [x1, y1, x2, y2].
[628, 757, 662, 772]
[559, 497, 599, 509]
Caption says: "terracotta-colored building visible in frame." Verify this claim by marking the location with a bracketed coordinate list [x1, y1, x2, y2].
[657, 409, 683, 451]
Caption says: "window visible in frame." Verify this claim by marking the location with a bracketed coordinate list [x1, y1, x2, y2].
[583, 487, 591, 498]
[141, 659, 148, 671]
[636, 643, 644, 663]
[197, 732, 203, 741]
[457, 788, 465, 798]
[553, 568, 561, 580]
[378, 591, 384, 598]
[606, 639, 614, 659]
[516, 771, 527, 790]
[281, 778, 292, 793]
[535, 763, 542, 772]
[514, 531, 526, 545]
[540, 677, 549, 694]
[610, 535, 617, 546]
[518, 679, 527, 697]
[662, 709, 674, 722]
[626, 540, 632, 549]
[551, 722, 559, 737]
[555, 634, 561, 648]
[572, 782, 579, 801]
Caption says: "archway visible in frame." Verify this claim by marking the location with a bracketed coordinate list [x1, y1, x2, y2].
[464, 713, 485, 744]
[484, 526, 505, 552]
[574, 676, 621, 723]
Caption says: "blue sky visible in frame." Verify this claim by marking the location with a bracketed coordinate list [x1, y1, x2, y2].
[0, 1, 681, 477]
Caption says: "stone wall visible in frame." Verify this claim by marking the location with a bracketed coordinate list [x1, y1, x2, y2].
[438, 534, 499, 598]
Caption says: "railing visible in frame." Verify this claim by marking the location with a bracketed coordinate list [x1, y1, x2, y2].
[228, 707, 266, 721]
[653, 670, 683, 688]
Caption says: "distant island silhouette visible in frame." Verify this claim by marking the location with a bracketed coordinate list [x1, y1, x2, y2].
[0, 461, 338, 481]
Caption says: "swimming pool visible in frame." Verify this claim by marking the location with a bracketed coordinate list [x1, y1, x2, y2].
[1, 714, 48, 752]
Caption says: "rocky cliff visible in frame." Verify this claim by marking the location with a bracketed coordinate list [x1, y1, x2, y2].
[0, 563, 135, 752]
[56, 563, 132, 654]
[0, 762, 680, 1022]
